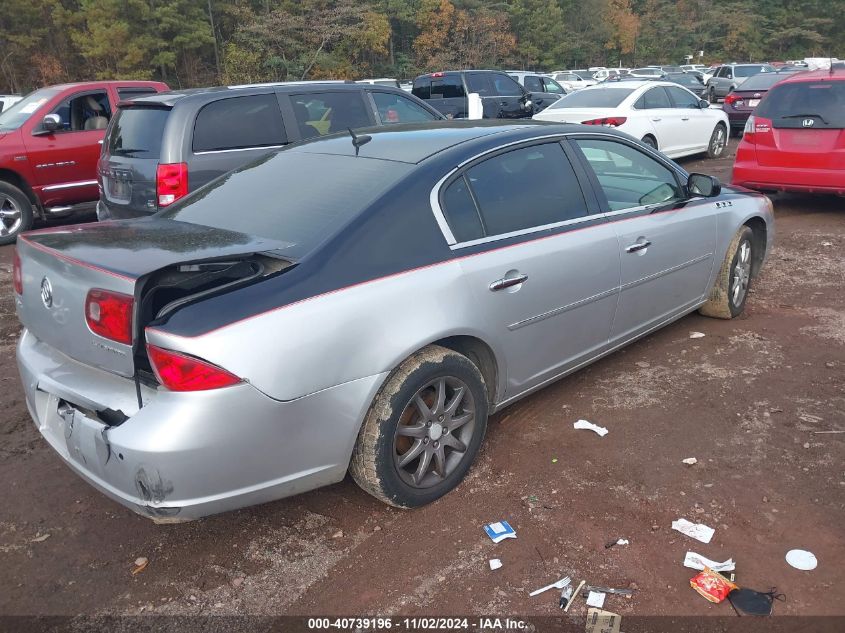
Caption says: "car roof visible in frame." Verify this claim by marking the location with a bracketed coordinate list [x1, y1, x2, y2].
[284, 121, 592, 164]
[777, 67, 845, 83]
[123, 82, 408, 107]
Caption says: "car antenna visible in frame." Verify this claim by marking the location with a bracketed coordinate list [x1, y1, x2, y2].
[348, 128, 372, 156]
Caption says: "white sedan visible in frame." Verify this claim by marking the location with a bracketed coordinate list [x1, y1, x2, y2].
[533, 80, 729, 160]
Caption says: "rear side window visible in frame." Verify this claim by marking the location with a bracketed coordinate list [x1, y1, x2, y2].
[466, 73, 492, 95]
[735, 65, 772, 78]
[411, 80, 431, 100]
[756, 81, 845, 128]
[431, 76, 465, 99]
[491, 74, 523, 97]
[459, 143, 587, 238]
[290, 92, 372, 139]
[524, 76, 543, 92]
[372, 92, 438, 124]
[193, 94, 285, 152]
[441, 176, 484, 242]
[108, 107, 170, 158]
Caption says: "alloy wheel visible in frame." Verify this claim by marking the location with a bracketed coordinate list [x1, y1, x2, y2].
[731, 240, 752, 305]
[711, 127, 726, 156]
[0, 195, 22, 238]
[393, 376, 476, 488]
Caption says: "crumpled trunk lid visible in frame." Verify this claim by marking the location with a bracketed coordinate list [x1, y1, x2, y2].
[16, 218, 290, 378]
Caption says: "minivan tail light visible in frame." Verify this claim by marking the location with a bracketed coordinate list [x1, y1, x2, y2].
[12, 249, 22, 295]
[146, 344, 241, 392]
[85, 289, 133, 344]
[156, 162, 188, 207]
[581, 116, 627, 127]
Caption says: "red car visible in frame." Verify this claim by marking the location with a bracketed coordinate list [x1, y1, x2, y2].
[0, 80, 168, 243]
[732, 68, 845, 195]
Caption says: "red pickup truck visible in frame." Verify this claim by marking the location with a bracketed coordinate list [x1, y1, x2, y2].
[0, 80, 168, 244]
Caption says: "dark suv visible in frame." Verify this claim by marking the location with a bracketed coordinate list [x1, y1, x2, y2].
[411, 70, 534, 119]
[97, 83, 443, 219]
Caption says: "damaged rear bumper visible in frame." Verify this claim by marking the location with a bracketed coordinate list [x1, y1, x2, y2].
[16, 329, 386, 521]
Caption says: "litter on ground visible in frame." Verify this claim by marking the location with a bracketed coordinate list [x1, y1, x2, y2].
[529, 575, 571, 597]
[681, 457, 698, 466]
[489, 558, 502, 571]
[585, 609, 621, 633]
[672, 518, 715, 544]
[785, 549, 817, 570]
[483, 521, 516, 544]
[585, 591, 606, 608]
[684, 551, 736, 572]
[689, 331, 706, 338]
[573, 420, 608, 437]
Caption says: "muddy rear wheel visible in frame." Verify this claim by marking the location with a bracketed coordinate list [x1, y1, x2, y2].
[699, 226, 754, 319]
[349, 345, 488, 508]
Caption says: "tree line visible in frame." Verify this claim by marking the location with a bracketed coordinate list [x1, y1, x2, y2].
[1, 0, 841, 93]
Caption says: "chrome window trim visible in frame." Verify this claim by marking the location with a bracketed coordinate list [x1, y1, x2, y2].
[42, 179, 98, 191]
[193, 144, 285, 156]
[429, 130, 695, 250]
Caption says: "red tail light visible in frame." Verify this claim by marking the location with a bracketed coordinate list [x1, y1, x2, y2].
[743, 115, 771, 143]
[12, 249, 22, 295]
[146, 344, 241, 392]
[85, 289, 133, 344]
[431, 72, 445, 78]
[156, 162, 188, 207]
[724, 93, 743, 106]
[581, 116, 627, 127]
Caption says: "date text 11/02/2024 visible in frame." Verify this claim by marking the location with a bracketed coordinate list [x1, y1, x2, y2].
[306, 617, 529, 630]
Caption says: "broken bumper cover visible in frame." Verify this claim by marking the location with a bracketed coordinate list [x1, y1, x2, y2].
[17, 329, 386, 521]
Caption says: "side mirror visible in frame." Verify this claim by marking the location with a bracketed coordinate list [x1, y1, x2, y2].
[42, 113, 61, 132]
[688, 173, 721, 197]
[699, 99, 710, 109]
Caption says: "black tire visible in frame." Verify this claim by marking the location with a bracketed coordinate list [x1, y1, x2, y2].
[699, 226, 754, 319]
[0, 181, 34, 245]
[706, 124, 727, 158]
[641, 135, 657, 150]
[708, 87, 717, 104]
[349, 345, 488, 508]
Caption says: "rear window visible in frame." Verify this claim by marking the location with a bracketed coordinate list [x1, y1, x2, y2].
[108, 106, 170, 158]
[193, 94, 286, 152]
[157, 152, 412, 258]
[756, 81, 845, 128]
[735, 65, 773, 78]
[738, 74, 783, 91]
[549, 87, 634, 109]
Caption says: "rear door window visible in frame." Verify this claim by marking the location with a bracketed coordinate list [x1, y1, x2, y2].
[757, 81, 845, 128]
[441, 176, 484, 242]
[372, 92, 438, 124]
[524, 76, 544, 92]
[466, 73, 492, 96]
[193, 94, 285, 152]
[431, 76, 465, 99]
[459, 143, 588, 239]
[290, 91, 372, 139]
[574, 138, 683, 211]
[108, 106, 170, 158]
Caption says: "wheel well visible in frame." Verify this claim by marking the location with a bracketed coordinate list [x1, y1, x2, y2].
[744, 216, 767, 277]
[431, 335, 499, 406]
[642, 134, 657, 148]
[0, 168, 39, 209]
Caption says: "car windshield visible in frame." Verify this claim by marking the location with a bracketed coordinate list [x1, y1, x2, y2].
[755, 81, 845, 128]
[549, 87, 634, 108]
[0, 86, 62, 130]
[739, 73, 783, 90]
[736, 65, 773, 77]
[157, 151, 413, 258]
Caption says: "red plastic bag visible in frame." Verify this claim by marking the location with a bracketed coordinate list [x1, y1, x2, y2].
[690, 566, 738, 603]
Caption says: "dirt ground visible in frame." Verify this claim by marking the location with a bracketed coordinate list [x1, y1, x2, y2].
[0, 139, 843, 627]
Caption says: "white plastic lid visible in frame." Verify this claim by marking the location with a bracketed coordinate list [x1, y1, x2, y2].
[785, 549, 818, 570]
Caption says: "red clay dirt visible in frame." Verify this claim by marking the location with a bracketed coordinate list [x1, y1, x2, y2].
[0, 140, 843, 626]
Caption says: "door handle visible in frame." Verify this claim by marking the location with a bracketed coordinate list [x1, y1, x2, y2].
[625, 240, 652, 253]
[681, 117, 690, 121]
[489, 274, 528, 291]
[651, 118, 662, 122]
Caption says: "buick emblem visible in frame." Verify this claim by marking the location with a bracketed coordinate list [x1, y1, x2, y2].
[802, 118, 815, 127]
[40, 277, 53, 308]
